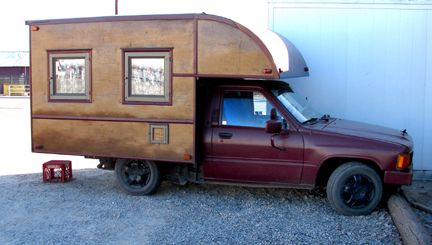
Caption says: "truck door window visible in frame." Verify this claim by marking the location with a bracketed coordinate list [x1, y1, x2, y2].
[221, 91, 281, 128]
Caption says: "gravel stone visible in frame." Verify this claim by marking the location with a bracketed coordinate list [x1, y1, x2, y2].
[0, 169, 401, 244]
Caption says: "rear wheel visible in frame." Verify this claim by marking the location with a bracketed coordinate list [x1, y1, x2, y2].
[327, 162, 383, 216]
[115, 159, 161, 195]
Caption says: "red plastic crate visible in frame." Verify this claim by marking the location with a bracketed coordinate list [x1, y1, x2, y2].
[42, 160, 73, 182]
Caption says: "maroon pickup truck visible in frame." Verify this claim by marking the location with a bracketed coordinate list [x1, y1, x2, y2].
[110, 78, 413, 216]
[27, 13, 412, 216]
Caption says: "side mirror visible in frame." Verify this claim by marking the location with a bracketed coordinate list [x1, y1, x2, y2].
[265, 120, 282, 134]
[270, 108, 278, 120]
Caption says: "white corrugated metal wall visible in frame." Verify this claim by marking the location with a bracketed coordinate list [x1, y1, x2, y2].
[269, 1, 432, 170]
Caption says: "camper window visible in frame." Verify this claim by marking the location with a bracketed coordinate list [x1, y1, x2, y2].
[123, 50, 171, 104]
[48, 50, 91, 101]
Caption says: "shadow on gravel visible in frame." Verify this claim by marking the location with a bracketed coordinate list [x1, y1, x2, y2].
[0, 169, 402, 244]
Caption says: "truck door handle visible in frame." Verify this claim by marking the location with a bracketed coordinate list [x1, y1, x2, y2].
[271, 134, 286, 151]
[218, 132, 233, 139]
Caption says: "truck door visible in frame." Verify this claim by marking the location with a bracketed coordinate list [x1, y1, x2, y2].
[203, 88, 304, 184]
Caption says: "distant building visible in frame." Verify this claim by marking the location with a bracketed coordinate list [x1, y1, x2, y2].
[0, 51, 29, 95]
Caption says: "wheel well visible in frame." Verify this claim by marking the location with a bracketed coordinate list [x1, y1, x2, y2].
[315, 158, 383, 187]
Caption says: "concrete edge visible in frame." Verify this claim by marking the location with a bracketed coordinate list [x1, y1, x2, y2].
[410, 201, 432, 214]
[401, 183, 432, 214]
[413, 171, 432, 181]
[388, 194, 432, 245]
[0, 96, 30, 98]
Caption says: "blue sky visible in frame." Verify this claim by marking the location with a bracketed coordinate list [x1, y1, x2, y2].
[0, 0, 267, 51]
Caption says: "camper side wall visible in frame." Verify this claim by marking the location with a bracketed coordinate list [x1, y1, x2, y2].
[30, 20, 196, 163]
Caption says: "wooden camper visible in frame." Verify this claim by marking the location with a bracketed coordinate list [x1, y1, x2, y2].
[26, 14, 307, 164]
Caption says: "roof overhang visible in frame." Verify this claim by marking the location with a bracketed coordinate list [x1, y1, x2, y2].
[255, 29, 309, 78]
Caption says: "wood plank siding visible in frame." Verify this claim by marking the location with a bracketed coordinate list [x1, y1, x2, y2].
[27, 14, 278, 163]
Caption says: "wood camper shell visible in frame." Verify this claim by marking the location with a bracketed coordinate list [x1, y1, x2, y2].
[26, 13, 301, 164]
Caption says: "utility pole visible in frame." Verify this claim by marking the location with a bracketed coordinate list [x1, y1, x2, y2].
[115, 0, 118, 15]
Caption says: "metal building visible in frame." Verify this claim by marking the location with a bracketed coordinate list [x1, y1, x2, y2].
[0, 51, 29, 95]
[268, 1, 432, 170]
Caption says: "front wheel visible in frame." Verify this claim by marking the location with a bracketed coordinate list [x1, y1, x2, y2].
[115, 159, 161, 195]
[327, 162, 383, 216]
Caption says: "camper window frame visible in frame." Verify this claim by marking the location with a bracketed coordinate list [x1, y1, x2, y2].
[47, 49, 92, 102]
[123, 49, 172, 105]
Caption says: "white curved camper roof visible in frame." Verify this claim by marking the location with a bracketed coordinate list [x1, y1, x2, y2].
[255, 28, 309, 78]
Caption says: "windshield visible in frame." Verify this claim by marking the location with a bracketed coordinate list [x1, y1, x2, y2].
[273, 89, 321, 123]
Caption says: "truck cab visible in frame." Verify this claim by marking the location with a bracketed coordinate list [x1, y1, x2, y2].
[198, 78, 413, 215]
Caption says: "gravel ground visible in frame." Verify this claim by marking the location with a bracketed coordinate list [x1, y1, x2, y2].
[0, 169, 401, 244]
[0, 97, 402, 244]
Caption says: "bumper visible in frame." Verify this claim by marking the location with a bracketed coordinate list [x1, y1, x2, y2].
[384, 170, 413, 185]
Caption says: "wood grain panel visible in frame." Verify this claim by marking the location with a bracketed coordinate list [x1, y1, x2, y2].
[197, 20, 274, 77]
[32, 76, 194, 119]
[33, 20, 194, 73]
[32, 119, 194, 163]
[31, 20, 195, 119]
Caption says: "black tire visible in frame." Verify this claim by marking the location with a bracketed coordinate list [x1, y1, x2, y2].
[97, 158, 116, 170]
[326, 162, 383, 216]
[115, 159, 161, 196]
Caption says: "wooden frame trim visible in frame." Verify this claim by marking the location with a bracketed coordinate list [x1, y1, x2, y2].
[173, 73, 274, 79]
[149, 123, 169, 144]
[29, 26, 34, 151]
[172, 73, 195, 77]
[32, 114, 194, 124]
[193, 17, 198, 76]
[121, 48, 173, 105]
[198, 74, 275, 79]
[33, 149, 195, 164]
[192, 17, 198, 168]
[26, 14, 220, 26]
[46, 49, 93, 103]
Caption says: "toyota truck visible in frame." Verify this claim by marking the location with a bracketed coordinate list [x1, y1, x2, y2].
[26, 13, 413, 215]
